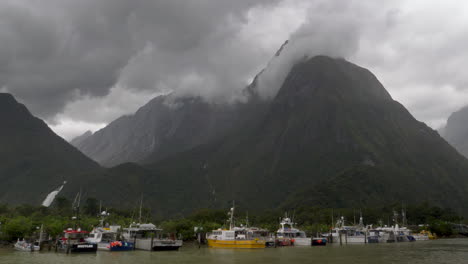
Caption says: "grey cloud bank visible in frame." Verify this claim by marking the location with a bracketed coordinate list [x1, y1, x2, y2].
[1, 0, 468, 140]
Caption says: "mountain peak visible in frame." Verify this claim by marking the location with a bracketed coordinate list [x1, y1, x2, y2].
[275, 56, 393, 103]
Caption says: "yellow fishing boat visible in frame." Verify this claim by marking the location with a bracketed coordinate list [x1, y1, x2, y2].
[206, 229, 266, 249]
[206, 204, 266, 249]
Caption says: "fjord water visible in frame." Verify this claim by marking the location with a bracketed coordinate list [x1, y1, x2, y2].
[1, 239, 467, 264]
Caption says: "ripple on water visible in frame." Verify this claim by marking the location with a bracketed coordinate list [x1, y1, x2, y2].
[1, 239, 468, 264]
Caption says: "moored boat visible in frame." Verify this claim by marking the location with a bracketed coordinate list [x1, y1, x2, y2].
[14, 239, 40, 252]
[276, 216, 311, 246]
[206, 205, 266, 249]
[312, 237, 327, 246]
[86, 226, 134, 251]
[413, 230, 435, 240]
[122, 223, 183, 251]
[327, 216, 378, 244]
[56, 228, 97, 253]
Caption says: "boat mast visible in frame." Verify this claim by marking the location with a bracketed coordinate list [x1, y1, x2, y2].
[139, 195, 143, 224]
[72, 189, 82, 229]
[331, 209, 334, 229]
[245, 211, 249, 228]
[229, 201, 235, 230]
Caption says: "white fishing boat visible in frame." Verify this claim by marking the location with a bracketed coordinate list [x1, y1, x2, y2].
[122, 223, 182, 251]
[276, 216, 311, 246]
[375, 224, 415, 243]
[14, 239, 40, 252]
[375, 210, 415, 243]
[121, 196, 182, 251]
[86, 226, 134, 251]
[328, 216, 378, 244]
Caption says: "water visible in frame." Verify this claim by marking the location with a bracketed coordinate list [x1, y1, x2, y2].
[1, 239, 467, 264]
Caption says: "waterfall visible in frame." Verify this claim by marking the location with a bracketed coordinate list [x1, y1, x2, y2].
[41, 181, 67, 207]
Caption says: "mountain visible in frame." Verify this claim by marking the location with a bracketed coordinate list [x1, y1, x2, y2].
[148, 56, 468, 211]
[0, 93, 101, 203]
[70, 130, 92, 147]
[71, 94, 261, 167]
[442, 106, 468, 158]
[4, 55, 468, 216]
[71, 41, 286, 168]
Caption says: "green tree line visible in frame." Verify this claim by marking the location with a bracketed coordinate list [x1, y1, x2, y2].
[0, 199, 464, 242]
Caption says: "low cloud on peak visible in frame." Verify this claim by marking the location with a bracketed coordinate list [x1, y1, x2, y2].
[1, 0, 468, 140]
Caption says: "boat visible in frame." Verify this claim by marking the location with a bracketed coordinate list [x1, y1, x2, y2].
[246, 227, 275, 247]
[206, 205, 266, 249]
[86, 226, 134, 251]
[413, 230, 435, 240]
[120, 196, 182, 251]
[122, 223, 183, 251]
[56, 228, 98, 253]
[86, 210, 134, 251]
[14, 239, 40, 252]
[275, 215, 311, 246]
[374, 210, 415, 243]
[312, 237, 327, 246]
[327, 216, 379, 244]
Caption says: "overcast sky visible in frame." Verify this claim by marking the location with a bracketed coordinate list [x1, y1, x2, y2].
[1, 0, 468, 140]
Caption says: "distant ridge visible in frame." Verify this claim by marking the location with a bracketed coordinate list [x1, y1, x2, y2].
[442, 105, 468, 158]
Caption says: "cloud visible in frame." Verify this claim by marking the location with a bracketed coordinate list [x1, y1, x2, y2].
[256, 1, 365, 99]
[0, 0, 282, 120]
[48, 119, 106, 142]
[2, 0, 468, 139]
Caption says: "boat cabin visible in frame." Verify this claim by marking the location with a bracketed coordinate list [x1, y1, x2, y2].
[61, 229, 89, 243]
[123, 223, 164, 239]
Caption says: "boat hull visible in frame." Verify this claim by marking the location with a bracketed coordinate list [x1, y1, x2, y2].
[312, 238, 327, 246]
[292, 238, 311, 246]
[14, 245, 40, 252]
[133, 239, 182, 251]
[97, 242, 135, 251]
[207, 239, 266, 249]
[70, 244, 98, 253]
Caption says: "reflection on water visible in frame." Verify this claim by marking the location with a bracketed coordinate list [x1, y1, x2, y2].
[0, 239, 467, 264]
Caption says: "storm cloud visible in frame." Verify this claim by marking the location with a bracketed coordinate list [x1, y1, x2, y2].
[1, 0, 468, 140]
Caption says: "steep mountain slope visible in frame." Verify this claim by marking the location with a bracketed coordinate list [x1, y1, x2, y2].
[443, 106, 468, 158]
[0, 93, 101, 203]
[149, 56, 468, 211]
[70, 130, 92, 147]
[71, 41, 287, 168]
[72, 95, 260, 167]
